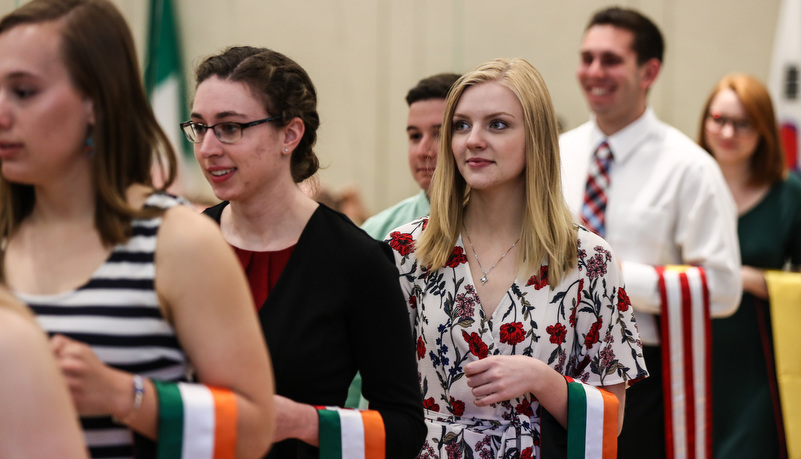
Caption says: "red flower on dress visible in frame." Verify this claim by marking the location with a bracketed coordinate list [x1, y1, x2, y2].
[521, 447, 534, 459]
[422, 218, 429, 231]
[525, 265, 549, 290]
[462, 331, 489, 359]
[445, 246, 468, 267]
[409, 295, 417, 310]
[422, 397, 440, 411]
[389, 231, 414, 256]
[546, 322, 567, 345]
[450, 396, 465, 417]
[416, 336, 426, 360]
[584, 318, 603, 347]
[516, 398, 534, 417]
[617, 287, 631, 312]
[499, 322, 526, 346]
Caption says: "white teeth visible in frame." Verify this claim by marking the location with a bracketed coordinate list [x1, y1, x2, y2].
[590, 87, 610, 96]
[210, 168, 234, 177]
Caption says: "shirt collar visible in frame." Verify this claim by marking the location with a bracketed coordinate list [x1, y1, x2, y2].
[589, 108, 656, 164]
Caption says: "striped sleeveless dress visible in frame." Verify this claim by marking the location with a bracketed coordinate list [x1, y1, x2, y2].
[15, 193, 190, 459]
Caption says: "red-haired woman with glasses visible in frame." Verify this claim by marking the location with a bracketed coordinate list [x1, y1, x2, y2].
[698, 73, 801, 458]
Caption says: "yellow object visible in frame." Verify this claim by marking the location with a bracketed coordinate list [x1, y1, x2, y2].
[765, 270, 801, 459]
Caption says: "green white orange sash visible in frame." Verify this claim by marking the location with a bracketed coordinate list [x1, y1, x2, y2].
[153, 380, 237, 459]
[565, 376, 618, 459]
[656, 265, 710, 459]
[765, 270, 801, 459]
[316, 406, 385, 459]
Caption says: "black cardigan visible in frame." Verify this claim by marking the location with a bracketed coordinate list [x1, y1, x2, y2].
[204, 202, 425, 459]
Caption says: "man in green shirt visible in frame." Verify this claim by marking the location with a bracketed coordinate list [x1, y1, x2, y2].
[361, 72, 461, 240]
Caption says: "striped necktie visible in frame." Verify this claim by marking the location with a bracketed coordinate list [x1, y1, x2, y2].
[581, 141, 613, 237]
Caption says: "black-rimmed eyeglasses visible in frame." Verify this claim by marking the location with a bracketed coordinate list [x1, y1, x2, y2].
[180, 116, 283, 144]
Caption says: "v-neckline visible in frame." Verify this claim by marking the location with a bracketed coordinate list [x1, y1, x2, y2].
[457, 234, 519, 322]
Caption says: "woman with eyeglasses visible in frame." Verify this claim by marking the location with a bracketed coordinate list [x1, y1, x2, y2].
[186, 46, 425, 459]
[698, 73, 801, 458]
[0, 1, 276, 458]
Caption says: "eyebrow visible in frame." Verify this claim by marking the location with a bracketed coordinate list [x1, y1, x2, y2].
[190, 110, 249, 121]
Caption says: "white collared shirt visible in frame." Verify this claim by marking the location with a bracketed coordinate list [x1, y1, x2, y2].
[559, 108, 742, 345]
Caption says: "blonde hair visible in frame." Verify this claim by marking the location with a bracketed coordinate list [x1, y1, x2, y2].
[416, 58, 577, 287]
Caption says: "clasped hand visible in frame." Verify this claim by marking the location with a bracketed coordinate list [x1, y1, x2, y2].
[464, 355, 541, 406]
[50, 334, 129, 417]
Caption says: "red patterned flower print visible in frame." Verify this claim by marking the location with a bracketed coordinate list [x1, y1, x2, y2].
[546, 322, 567, 345]
[446, 246, 468, 267]
[416, 336, 426, 360]
[617, 287, 630, 312]
[450, 396, 465, 417]
[521, 447, 534, 459]
[462, 331, 489, 359]
[499, 322, 526, 346]
[445, 441, 462, 459]
[422, 218, 429, 231]
[409, 295, 417, 310]
[525, 265, 549, 290]
[585, 318, 603, 347]
[516, 398, 534, 417]
[422, 397, 440, 411]
[389, 231, 414, 256]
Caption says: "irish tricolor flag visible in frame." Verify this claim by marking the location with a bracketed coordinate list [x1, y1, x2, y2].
[317, 406, 385, 459]
[153, 381, 238, 459]
[565, 377, 618, 459]
[657, 265, 711, 459]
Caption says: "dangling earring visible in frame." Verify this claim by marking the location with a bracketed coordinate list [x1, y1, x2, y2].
[85, 134, 94, 156]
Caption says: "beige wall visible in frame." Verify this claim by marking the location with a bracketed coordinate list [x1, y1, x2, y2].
[0, 0, 781, 214]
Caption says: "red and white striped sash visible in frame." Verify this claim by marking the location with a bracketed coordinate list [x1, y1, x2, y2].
[656, 265, 711, 459]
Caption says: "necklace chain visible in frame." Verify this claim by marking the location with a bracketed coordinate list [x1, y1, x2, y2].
[462, 224, 519, 285]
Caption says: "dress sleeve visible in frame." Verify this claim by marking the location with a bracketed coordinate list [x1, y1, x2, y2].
[341, 238, 425, 459]
[575, 232, 649, 386]
[384, 219, 427, 330]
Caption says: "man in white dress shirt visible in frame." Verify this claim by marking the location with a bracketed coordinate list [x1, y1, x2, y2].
[559, 7, 741, 458]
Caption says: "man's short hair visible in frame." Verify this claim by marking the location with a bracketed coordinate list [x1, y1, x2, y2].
[586, 6, 664, 65]
[406, 73, 461, 106]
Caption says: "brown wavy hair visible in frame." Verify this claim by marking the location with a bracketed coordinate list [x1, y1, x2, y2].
[194, 46, 320, 183]
[0, 0, 177, 247]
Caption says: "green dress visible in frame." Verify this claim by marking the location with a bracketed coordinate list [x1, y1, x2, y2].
[711, 173, 801, 458]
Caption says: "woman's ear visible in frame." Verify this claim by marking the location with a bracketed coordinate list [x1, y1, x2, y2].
[282, 117, 305, 155]
[84, 97, 95, 125]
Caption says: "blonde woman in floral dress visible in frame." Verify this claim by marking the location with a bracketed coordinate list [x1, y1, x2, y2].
[387, 58, 647, 459]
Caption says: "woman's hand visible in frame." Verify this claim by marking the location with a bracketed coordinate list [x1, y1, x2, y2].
[464, 355, 541, 406]
[49, 334, 131, 417]
[272, 395, 319, 446]
[741, 265, 768, 299]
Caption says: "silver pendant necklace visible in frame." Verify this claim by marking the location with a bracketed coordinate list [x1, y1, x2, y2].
[462, 224, 519, 285]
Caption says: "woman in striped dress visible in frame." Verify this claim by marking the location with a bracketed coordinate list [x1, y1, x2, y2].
[0, 1, 276, 457]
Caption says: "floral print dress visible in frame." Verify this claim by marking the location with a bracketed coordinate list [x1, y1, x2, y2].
[387, 219, 648, 459]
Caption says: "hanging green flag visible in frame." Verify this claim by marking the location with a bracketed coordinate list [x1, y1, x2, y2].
[145, 0, 189, 160]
